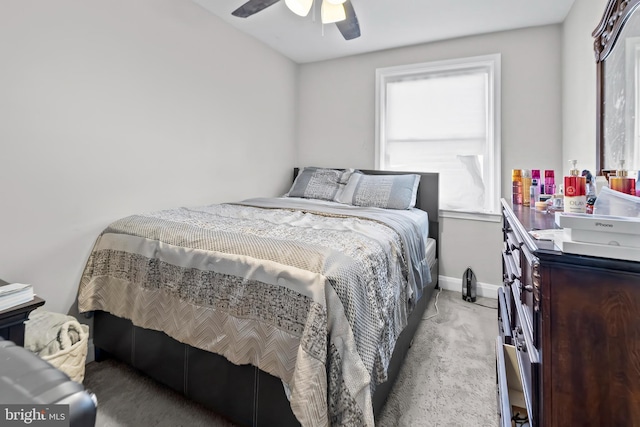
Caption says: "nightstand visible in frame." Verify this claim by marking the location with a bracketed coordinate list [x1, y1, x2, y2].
[0, 278, 45, 346]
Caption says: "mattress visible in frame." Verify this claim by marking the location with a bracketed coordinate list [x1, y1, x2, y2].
[78, 197, 433, 427]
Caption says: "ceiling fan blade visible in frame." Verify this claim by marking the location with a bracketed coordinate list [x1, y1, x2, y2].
[335, 0, 360, 40]
[232, 0, 281, 18]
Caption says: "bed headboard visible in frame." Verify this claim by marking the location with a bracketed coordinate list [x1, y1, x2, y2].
[292, 168, 440, 242]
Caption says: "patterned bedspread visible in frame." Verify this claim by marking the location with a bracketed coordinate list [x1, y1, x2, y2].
[78, 197, 431, 426]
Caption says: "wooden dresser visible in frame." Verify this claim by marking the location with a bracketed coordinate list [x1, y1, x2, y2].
[497, 198, 640, 427]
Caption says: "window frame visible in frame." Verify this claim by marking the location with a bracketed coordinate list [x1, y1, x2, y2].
[375, 54, 502, 219]
[627, 36, 640, 169]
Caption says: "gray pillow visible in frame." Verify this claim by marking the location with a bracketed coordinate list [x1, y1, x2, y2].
[287, 167, 353, 201]
[336, 172, 420, 209]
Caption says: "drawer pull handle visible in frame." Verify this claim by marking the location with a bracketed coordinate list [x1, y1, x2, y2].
[514, 327, 528, 352]
[506, 232, 522, 253]
[502, 252, 521, 282]
[532, 260, 541, 313]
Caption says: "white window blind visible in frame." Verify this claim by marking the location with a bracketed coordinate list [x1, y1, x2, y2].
[376, 55, 501, 215]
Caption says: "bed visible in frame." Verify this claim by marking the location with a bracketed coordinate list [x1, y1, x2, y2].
[78, 168, 439, 427]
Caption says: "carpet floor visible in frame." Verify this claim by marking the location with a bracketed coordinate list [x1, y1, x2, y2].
[83, 289, 498, 427]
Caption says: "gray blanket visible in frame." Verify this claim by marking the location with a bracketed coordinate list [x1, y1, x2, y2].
[78, 197, 430, 426]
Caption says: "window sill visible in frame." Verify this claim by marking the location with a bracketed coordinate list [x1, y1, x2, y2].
[439, 209, 502, 223]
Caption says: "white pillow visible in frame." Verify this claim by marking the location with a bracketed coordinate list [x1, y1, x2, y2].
[336, 172, 420, 209]
[287, 167, 354, 201]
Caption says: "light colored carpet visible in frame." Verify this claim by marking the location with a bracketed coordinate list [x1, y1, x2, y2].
[83, 290, 498, 427]
[376, 290, 498, 427]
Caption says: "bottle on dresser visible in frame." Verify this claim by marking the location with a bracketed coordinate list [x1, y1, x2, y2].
[512, 169, 523, 205]
[531, 169, 542, 195]
[522, 169, 532, 206]
[609, 160, 637, 196]
[544, 169, 556, 195]
[581, 169, 596, 198]
[530, 177, 541, 204]
[564, 160, 587, 213]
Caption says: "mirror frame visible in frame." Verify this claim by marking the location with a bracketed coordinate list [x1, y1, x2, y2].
[593, 0, 640, 174]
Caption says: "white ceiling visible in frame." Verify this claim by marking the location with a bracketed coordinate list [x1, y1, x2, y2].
[192, 0, 576, 64]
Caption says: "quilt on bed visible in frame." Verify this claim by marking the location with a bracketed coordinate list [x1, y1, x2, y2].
[78, 197, 431, 427]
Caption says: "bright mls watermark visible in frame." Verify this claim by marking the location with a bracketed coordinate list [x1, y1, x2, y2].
[1, 405, 69, 426]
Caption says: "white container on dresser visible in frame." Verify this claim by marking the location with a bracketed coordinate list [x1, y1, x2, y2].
[497, 198, 640, 427]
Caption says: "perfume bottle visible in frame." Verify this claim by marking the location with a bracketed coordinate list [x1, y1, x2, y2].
[531, 169, 542, 195]
[512, 169, 523, 205]
[609, 160, 637, 196]
[522, 169, 532, 206]
[563, 160, 586, 213]
[544, 170, 556, 195]
[530, 178, 540, 203]
[581, 169, 596, 198]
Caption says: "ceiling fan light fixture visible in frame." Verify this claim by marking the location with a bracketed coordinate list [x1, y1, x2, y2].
[325, 0, 347, 4]
[285, 0, 313, 17]
[321, 0, 346, 24]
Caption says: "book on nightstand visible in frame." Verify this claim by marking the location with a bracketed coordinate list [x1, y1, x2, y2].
[0, 282, 34, 312]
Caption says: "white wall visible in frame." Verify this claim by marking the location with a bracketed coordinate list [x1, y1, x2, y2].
[297, 25, 564, 288]
[0, 0, 607, 315]
[0, 0, 298, 314]
[562, 0, 608, 174]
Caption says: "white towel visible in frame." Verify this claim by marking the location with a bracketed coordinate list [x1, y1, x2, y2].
[24, 310, 90, 383]
[24, 310, 84, 356]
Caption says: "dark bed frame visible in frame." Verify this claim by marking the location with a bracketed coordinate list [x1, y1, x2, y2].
[92, 169, 439, 426]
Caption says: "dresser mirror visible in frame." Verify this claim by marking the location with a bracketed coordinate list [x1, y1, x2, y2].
[594, 0, 640, 174]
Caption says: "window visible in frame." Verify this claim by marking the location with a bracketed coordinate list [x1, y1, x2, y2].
[375, 54, 501, 216]
[627, 36, 640, 169]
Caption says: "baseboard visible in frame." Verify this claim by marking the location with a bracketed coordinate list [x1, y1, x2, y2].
[86, 338, 95, 364]
[438, 275, 500, 299]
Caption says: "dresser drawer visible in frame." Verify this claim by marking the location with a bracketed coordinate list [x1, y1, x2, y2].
[511, 282, 539, 360]
[512, 244, 541, 352]
[502, 251, 521, 285]
[518, 244, 538, 319]
[505, 230, 522, 254]
[496, 336, 529, 427]
[510, 281, 540, 426]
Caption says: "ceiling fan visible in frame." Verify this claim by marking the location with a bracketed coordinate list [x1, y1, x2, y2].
[231, 0, 361, 40]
